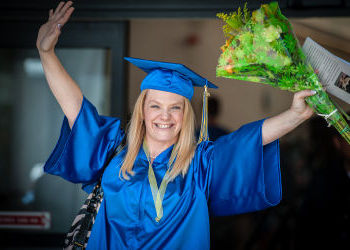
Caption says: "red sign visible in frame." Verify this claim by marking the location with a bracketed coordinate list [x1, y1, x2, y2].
[0, 212, 51, 229]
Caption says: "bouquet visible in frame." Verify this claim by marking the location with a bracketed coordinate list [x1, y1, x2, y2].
[216, 2, 350, 144]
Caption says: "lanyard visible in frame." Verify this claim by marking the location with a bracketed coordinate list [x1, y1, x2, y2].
[142, 140, 177, 222]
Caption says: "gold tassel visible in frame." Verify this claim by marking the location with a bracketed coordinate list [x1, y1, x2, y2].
[198, 84, 210, 143]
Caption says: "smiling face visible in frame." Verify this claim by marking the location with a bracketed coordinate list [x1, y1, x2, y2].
[143, 89, 185, 149]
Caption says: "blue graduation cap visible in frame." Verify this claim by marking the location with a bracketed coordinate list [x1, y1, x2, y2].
[124, 57, 217, 100]
[124, 57, 218, 143]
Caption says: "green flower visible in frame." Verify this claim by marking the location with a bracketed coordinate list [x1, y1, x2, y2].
[252, 9, 264, 23]
[262, 25, 282, 42]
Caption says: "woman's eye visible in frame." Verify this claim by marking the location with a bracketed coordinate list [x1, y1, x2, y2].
[150, 105, 160, 109]
[171, 106, 181, 110]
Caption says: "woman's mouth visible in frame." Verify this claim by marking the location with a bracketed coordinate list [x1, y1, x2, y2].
[155, 123, 173, 129]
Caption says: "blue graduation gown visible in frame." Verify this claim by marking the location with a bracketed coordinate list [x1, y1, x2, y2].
[44, 97, 281, 249]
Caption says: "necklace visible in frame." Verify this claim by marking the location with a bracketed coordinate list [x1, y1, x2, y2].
[143, 140, 177, 222]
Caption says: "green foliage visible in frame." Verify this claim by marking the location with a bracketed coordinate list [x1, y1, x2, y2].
[217, 3, 250, 37]
[243, 3, 250, 23]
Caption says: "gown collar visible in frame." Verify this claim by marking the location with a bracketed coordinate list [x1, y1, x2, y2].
[140, 143, 175, 166]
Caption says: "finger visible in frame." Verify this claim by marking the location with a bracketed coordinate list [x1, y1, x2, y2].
[48, 24, 61, 38]
[48, 9, 54, 20]
[59, 1, 73, 15]
[306, 106, 315, 117]
[54, 1, 73, 22]
[56, 7, 74, 28]
[295, 90, 317, 100]
[54, 1, 65, 15]
[55, 26, 62, 37]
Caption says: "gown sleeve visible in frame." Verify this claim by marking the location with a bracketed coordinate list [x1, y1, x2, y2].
[208, 119, 281, 216]
[43, 96, 124, 186]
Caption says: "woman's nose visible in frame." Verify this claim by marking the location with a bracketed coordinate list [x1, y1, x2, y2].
[160, 109, 170, 120]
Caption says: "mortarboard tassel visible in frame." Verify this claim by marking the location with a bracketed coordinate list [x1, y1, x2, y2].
[198, 83, 210, 143]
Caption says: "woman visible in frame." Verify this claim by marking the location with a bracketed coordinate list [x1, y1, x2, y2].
[37, 1, 315, 249]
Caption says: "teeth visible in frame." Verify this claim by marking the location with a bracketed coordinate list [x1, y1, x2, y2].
[157, 124, 171, 128]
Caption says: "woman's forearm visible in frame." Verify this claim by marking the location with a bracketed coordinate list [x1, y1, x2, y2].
[39, 50, 83, 128]
[261, 90, 315, 145]
[262, 109, 306, 145]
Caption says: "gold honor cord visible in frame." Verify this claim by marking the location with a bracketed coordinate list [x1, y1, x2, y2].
[143, 140, 177, 222]
[198, 84, 210, 143]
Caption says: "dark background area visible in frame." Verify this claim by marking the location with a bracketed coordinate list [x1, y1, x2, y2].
[1, 0, 350, 19]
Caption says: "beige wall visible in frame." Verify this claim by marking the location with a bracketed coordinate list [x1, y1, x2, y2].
[128, 18, 350, 132]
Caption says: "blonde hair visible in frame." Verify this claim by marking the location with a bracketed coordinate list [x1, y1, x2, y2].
[119, 89, 196, 181]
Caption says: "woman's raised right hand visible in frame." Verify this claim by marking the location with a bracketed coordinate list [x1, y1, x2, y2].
[36, 1, 74, 53]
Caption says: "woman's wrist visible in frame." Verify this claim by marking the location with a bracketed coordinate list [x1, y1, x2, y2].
[38, 49, 55, 58]
[285, 108, 308, 128]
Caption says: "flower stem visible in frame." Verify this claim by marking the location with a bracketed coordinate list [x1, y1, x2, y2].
[306, 90, 350, 144]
